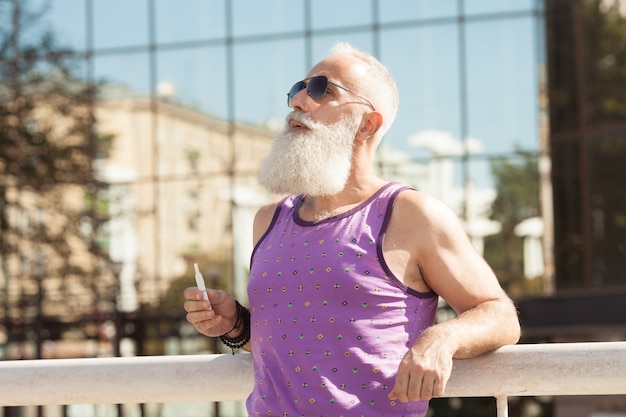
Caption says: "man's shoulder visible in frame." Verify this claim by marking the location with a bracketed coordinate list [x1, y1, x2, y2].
[393, 188, 461, 228]
[255, 200, 281, 222]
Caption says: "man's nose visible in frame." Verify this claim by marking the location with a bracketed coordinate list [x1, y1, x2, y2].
[288, 87, 312, 112]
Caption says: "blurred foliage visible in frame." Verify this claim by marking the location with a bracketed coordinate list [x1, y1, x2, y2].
[582, 0, 626, 125]
[483, 151, 540, 297]
[0, 0, 114, 341]
[138, 253, 234, 355]
[161, 253, 235, 313]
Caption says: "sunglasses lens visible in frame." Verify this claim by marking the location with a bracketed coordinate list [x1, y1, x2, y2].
[287, 76, 330, 107]
[307, 76, 328, 99]
[288, 81, 306, 104]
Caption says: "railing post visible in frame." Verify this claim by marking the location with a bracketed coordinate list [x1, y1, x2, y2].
[496, 396, 508, 417]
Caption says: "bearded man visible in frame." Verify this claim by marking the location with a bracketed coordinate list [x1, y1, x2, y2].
[184, 41, 520, 417]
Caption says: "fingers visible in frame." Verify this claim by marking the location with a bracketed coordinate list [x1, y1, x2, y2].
[183, 288, 212, 314]
[388, 365, 410, 402]
[182, 287, 215, 335]
[187, 310, 222, 334]
[184, 295, 225, 337]
[183, 287, 238, 337]
[183, 298, 212, 315]
[417, 374, 437, 401]
[388, 358, 449, 403]
[432, 378, 444, 399]
[388, 373, 440, 402]
[183, 287, 208, 303]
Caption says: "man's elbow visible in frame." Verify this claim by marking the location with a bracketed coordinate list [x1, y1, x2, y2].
[502, 299, 522, 345]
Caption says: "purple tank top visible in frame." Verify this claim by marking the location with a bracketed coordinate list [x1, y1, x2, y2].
[247, 182, 438, 417]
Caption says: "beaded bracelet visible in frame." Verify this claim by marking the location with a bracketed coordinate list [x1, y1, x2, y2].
[219, 301, 251, 354]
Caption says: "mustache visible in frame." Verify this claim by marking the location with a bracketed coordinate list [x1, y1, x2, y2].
[285, 111, 317, 129]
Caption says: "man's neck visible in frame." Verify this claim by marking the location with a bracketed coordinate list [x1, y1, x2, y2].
[298, 176, 387, 222]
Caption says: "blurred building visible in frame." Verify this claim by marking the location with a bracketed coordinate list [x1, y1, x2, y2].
[95, 92, 275, 305]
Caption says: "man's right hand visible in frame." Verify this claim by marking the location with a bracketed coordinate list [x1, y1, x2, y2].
[183, 288, 238, 337]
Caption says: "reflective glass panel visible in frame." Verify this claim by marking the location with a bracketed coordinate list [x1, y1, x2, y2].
[38, 0, 88, 52]
[0, 2, 10, 38]
[379, 0, 457, 23]
[233, 39, 306, 127]
[465, 17, 539, 155]
[311, 0, 372, 30]
[156, 46, 228, 120]
[311, 33, 374, 66]
[434, 158, 466, 213]
[380, 25, 461, 159]
[588, 132, 626, 286]
[93, 0, 149, 49]
[155, 0, 226, 43]
[93, 52, 151, 96]
[467, 157, 501, 236]
[62, 58, 89, 84]
[2, 0, 86, 53]
[464, 0, 536, 15]
[231, 0, 304, 37]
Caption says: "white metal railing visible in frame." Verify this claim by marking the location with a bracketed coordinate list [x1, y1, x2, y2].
[1, 342, 625, 417]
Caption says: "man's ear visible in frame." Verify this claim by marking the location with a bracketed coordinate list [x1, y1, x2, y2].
[358, 112, 383, 139]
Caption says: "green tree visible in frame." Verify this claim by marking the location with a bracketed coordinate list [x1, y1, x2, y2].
[483, 151, 541, 297]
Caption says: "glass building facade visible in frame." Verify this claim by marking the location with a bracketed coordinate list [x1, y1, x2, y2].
[24, 0, 547, 297]
[518, 0, 626, 347]
[545, 0, 626, 290]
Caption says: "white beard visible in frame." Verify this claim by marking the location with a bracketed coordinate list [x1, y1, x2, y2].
[258, 112, 361, 197]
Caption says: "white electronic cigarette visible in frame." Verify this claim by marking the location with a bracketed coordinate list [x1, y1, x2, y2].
[193, 263, 210, 302]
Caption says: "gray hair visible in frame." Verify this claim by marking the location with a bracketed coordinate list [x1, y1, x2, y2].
[329, 41, 399, 137]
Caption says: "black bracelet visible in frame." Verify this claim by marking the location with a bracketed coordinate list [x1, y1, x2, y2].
[219, 301, 251, 354]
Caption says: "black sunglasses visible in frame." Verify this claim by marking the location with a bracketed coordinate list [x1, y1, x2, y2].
[287, 75, 375, 111]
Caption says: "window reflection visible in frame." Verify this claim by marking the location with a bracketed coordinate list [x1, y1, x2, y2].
[156, 47, 228, 119]
[231, 0, 304, 37]
[546, 0, 626, 290]
[464, 0, 536, 15]
[155, 0, 225, 43]
[36, 0, 87, 52]
[380, 26, 461, 157]
[588, 132, 626, 286]
[378, 0, 457, 22]
[466, 17, 539, 154]
[312, 33, 374, 65]
[310, 0, 372, 30]
[233, 39, 306, 126]
[93, 53, 151, 96]
[2, 0, 555, 363]
[93, 0, 149, 49]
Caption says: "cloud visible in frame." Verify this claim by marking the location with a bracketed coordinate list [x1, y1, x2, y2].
[408, 129, 484, 155]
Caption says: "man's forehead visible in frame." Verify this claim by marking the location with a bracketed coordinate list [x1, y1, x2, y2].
[306, 55, 368, 85]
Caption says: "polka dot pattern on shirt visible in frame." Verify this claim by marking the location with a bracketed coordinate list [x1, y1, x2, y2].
[246, 183, 438, 417]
